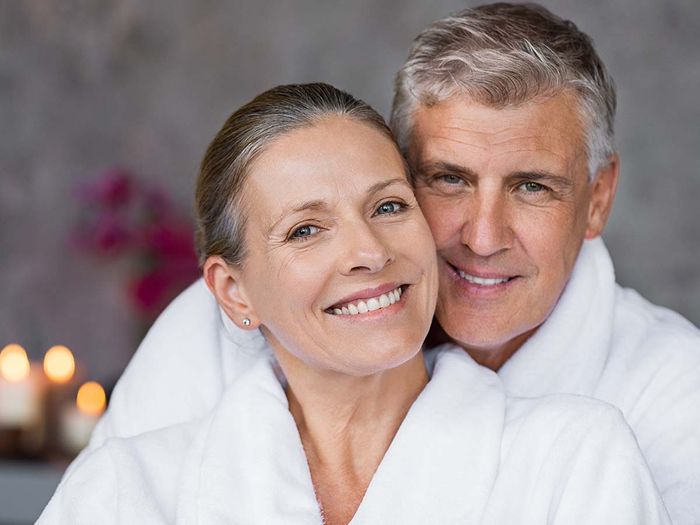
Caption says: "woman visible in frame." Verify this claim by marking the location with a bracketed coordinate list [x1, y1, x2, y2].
[39, 83, 668, 524]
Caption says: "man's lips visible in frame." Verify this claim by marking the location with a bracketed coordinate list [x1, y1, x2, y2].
[445, 261, 520, 286]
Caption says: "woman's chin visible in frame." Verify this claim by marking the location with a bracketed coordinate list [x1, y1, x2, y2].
[332, 342, 425, 377]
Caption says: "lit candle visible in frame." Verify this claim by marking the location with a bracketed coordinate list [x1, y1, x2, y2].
[43, 345, 76, 384]
[60, 381, 106, 454]
[43, 345, 78, 453]
[0, 344, 43, 428]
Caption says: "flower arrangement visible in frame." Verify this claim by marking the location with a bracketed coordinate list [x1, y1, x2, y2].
[71, 168, 200, 324]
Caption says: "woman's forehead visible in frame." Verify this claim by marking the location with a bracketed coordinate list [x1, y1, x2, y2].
[243, 118, 408, 205]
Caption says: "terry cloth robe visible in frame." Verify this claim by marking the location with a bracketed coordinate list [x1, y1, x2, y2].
[39, 346, 669, 525]
[82, 238, 700, 524]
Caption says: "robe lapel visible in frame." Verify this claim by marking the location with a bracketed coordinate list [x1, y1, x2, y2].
[350, 347, 506, 524]
[498, 237, 616, 397]
[177, 356, 323, 525]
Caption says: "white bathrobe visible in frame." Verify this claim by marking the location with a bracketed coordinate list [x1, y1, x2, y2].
[39, 346, 669, 525]
[80, 237, 700, 523]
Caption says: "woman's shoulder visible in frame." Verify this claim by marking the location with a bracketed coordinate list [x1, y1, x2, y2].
[38, 418, 205, 525]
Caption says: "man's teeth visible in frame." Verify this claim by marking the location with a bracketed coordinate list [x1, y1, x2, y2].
[458, 270, 510, 286]
[331, 287, 402, 315]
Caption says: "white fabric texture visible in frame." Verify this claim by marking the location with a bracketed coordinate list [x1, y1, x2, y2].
[39, 346, 669, 525]
[78, 237, 700, 523]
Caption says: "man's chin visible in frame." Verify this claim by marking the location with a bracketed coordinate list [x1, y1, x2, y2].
[439, 319, 541, 371]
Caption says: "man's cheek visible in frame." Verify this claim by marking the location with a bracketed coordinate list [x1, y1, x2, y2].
[422, 199, 466, 245]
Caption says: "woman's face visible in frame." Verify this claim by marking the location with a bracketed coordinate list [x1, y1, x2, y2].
[235, 116, 438, 376]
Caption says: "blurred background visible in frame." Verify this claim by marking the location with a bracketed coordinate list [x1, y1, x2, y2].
[0, 0, 698, 522]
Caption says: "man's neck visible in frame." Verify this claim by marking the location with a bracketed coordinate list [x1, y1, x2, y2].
[460, 327, 538, 371]
[425, 318, 539, 371]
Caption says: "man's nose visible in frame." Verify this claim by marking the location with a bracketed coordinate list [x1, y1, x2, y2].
[460, 193, 513, 257]
[340, 221, 394, 275]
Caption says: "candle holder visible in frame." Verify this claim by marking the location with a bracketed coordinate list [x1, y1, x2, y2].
[0, 346, 47, 459]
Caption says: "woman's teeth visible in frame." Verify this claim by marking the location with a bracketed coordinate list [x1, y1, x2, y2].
[331, 287, 403, 315]
[458, 270, 510, 286]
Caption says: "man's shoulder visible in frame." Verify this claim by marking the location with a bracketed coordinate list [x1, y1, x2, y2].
[611, 284, 700, 366]
[600, 283, 700, 425]
[501, 394, 640, 481]
[505, 393, 623, 437]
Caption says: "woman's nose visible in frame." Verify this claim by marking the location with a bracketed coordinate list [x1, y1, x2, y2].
[339, 222, 394, 275]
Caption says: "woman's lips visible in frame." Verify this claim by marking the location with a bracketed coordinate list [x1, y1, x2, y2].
[327, 285, 405, 315]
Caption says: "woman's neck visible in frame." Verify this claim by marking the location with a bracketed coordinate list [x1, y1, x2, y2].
[275, 350, 428, 525]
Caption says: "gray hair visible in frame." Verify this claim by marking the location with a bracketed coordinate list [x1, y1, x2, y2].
[195, 82, 394, 267]
[391, 2, 617, 178]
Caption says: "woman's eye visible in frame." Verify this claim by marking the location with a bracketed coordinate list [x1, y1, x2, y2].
[375, 201, 404, 215]
[289, 224, 320, 240]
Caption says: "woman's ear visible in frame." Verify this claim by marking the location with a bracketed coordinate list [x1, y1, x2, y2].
[202, 256, 260, 330]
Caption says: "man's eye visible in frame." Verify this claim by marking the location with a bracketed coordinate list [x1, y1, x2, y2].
[290, 224, 320, 240]
[438, 174, 463, 185]
[375, 201, 404, 215]
[520, 181, 547, 193]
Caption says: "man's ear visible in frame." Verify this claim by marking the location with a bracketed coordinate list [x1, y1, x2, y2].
[585, 153, 620, 240]
[202, 256, 259, 330]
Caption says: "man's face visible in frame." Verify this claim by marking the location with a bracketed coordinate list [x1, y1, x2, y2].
[410, 92, 616, 369]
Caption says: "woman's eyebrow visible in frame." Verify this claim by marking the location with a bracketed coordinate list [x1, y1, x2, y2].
[366, 177, 412, 195]
[267, 200, 327, 236]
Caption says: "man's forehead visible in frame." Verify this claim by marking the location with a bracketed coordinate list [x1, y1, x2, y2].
[410, 92, 586, 157]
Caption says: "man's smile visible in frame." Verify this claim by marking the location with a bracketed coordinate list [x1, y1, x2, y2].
[443, 260, 522, 297]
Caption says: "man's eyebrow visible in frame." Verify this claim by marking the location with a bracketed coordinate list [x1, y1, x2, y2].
[507, 171, 574, 188]
[414, 161, 478, 178]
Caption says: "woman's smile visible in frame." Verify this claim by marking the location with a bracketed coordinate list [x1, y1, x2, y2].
[326, 283, 405, 316]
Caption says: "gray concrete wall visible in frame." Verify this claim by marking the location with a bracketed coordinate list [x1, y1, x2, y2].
[1, 0, 698, 382]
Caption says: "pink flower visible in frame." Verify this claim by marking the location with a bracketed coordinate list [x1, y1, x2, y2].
[129, 270, 172, 314]
[72, 212, 132, 256]
[71, 166, 201, 321]
[141, 220, 197, 259]
[78, 168, 134, 210]
[128, 262, 200, 318]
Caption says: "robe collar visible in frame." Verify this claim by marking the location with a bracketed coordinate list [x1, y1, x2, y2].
[498, 237, 616, 397]
[177, 346, 506, 524]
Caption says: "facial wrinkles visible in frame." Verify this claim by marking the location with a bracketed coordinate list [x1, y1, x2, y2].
[261, 218, 391, 372]
[431, 102, 579, 156]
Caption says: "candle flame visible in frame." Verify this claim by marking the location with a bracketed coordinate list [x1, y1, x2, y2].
[76, 381, 106, 416]
[0, 344, 31, 383]
[44, 345, 76, 384]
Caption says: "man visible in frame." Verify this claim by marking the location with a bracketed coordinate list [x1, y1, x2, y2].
[84, 3, 700, 523]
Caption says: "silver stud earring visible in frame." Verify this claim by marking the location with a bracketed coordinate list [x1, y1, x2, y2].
[242, 318, 251, 327]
